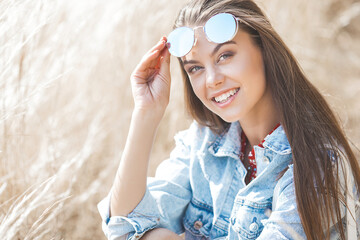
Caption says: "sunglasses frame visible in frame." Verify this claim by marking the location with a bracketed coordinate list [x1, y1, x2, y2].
[167, 13, 243, 57]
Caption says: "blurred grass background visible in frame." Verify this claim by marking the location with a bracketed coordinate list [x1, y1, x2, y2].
[0, 0, 359, 239]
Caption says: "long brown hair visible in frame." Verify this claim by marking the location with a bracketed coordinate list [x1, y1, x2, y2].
[174, 0, 360, 239]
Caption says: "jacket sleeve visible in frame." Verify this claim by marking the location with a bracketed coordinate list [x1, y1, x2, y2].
[97, 125, 194, 240]
[257, 164, 306, 240]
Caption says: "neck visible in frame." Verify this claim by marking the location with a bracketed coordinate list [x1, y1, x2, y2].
[239, 90, 281, 147]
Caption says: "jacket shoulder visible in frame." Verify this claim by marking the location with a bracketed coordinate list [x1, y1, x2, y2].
[174, 121, 217, 149]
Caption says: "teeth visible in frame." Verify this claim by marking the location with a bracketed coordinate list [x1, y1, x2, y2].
[214, 88, 239, 103]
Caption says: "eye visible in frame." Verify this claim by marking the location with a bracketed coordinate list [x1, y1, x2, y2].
[187, 66, 202, 74]
[218, 52, 233, 62]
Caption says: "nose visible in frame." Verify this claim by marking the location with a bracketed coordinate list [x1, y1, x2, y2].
[206, 67, 224, 88]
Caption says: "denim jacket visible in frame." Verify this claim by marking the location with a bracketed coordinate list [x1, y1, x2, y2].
[98, 121, 358, 240]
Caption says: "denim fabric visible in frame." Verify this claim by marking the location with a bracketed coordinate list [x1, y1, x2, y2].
[98, 121, 358, 240]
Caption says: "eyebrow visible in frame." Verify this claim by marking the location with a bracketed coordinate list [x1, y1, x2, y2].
[183, 41, 237, 66]
[211, 40, 236, 57]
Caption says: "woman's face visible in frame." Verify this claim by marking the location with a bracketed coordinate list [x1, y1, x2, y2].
[182, 28, 272, 123]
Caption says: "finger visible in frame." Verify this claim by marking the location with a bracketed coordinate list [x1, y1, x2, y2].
[132, 37, 167, 79]
[147, 36, 167, 54]
[142, 38, 166, 66]
[159, 46, 171, 78]
[134, 49, 161, 73]
[135, 38, 167, 73]
[154, 52, 163, 70]
[154, 37, 169, 70]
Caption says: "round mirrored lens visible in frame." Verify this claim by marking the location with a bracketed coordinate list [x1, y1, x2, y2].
[167, 27, 194, 57]
[205, 13, 237, 43]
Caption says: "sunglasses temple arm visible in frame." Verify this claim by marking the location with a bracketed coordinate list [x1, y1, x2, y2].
[235, 17, 256, 31]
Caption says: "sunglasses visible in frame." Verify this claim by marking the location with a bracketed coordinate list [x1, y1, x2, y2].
[167, 13, 241, 57]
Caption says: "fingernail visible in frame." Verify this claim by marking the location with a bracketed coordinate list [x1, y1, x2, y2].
[161, 37, 168, 45]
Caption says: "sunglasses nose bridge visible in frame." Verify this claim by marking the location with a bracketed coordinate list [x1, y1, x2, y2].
[192, 26, 205, 45]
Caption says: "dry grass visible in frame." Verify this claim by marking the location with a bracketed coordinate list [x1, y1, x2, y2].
[0, 0, 359, 239]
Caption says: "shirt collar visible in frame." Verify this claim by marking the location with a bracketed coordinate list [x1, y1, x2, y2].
[262, 124, 292, 155]
[208, 122, 291, 159]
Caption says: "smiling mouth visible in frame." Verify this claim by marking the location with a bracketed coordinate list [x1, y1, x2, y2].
[212, 88, 240, 103]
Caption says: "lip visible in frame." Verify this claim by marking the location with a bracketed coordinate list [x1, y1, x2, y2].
[210, 87, 240, 100]
[211, 87, 240, 108]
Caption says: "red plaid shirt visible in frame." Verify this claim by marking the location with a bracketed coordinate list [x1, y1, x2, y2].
[240, 123, 281, 184]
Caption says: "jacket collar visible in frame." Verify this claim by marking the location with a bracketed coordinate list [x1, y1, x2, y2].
[208, 122, 291, 159]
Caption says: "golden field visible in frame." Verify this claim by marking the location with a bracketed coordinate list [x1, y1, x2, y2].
[0, 0, 359, 239]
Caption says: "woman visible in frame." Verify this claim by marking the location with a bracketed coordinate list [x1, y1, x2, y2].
[98, 0, 360, 239]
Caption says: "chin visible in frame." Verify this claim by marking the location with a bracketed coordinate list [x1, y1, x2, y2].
[217, 114, 241, 123]
[206, 105, 242, 123]
[208, 104, 244, 124]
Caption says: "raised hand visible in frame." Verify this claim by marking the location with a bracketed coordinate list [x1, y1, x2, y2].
[130, 37, 171, 122]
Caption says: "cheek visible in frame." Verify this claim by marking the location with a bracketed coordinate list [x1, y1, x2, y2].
[189, 79, 206, 100]
[245, 73, 267, 106]
[242, 54, 266, 91]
